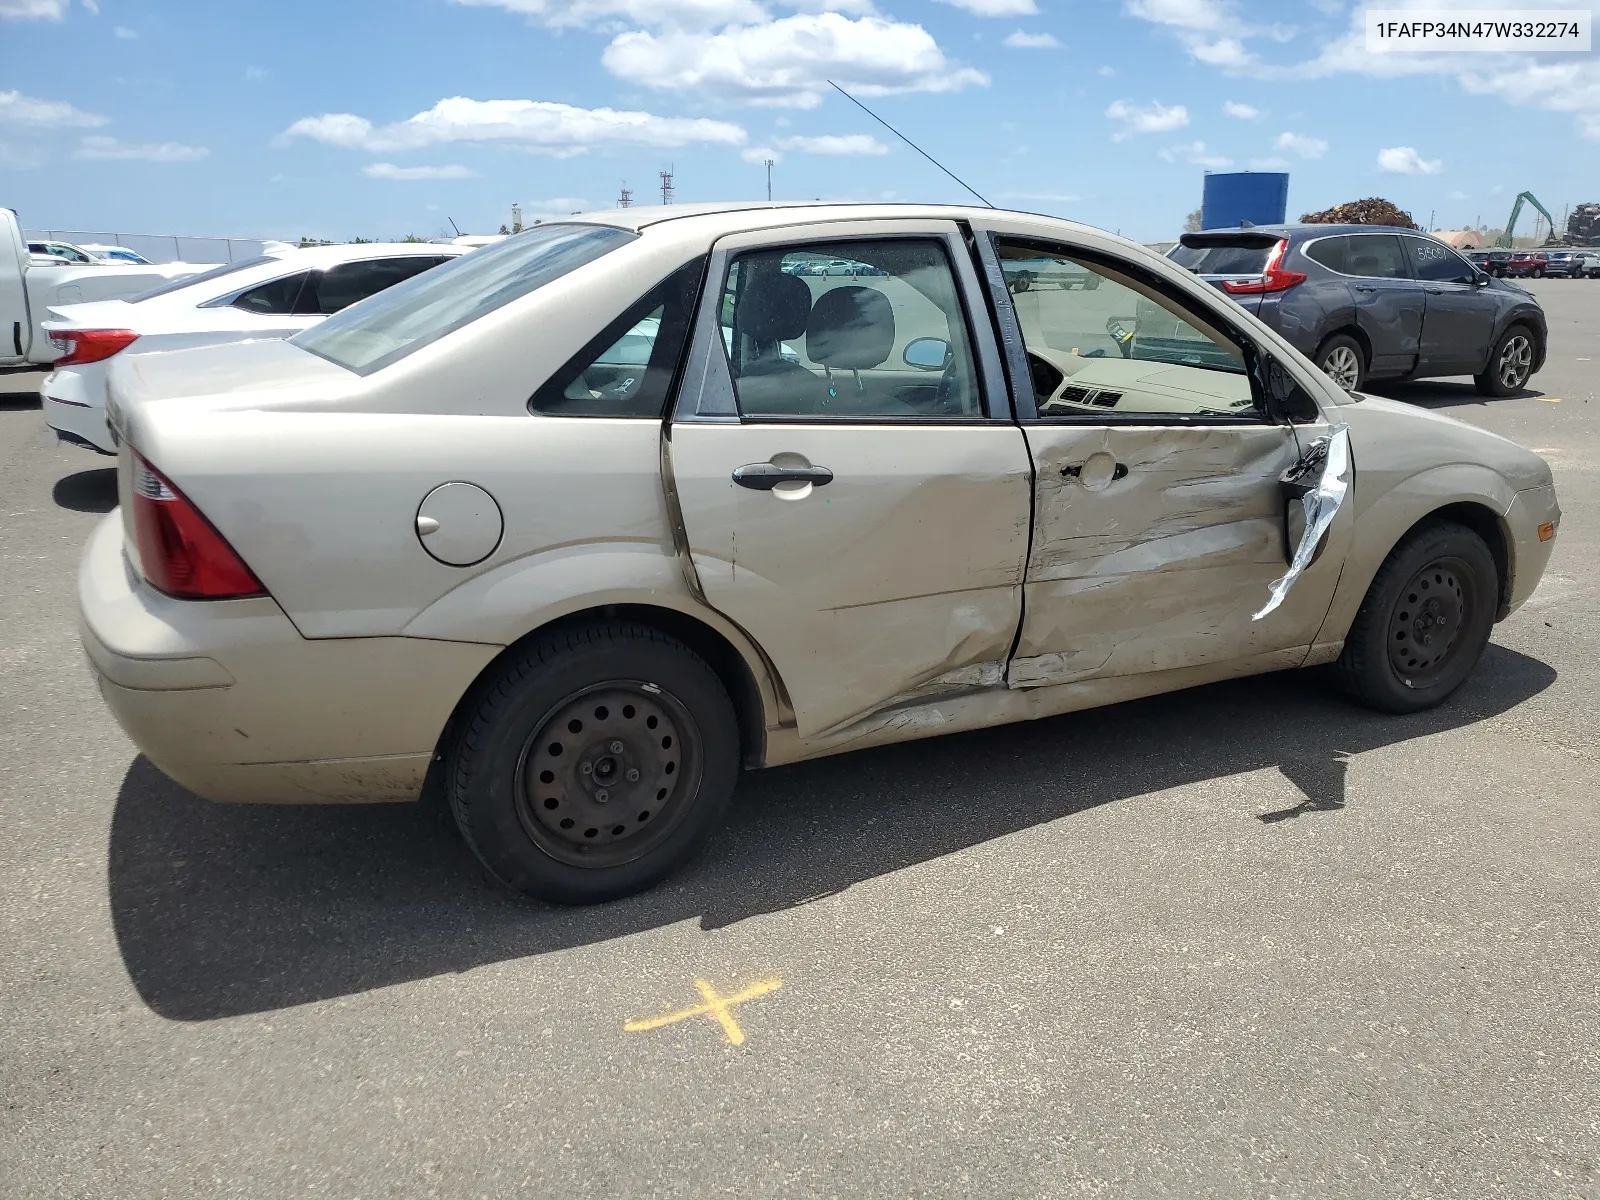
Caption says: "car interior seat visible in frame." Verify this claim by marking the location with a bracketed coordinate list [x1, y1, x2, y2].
[803, 285, 903, 413]
[731, 270, 828, 413]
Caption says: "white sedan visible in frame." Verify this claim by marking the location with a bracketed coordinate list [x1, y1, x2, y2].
[42, 242, 467, 453]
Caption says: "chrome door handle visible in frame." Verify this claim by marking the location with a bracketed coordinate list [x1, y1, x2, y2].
[732, 462, 834, 490]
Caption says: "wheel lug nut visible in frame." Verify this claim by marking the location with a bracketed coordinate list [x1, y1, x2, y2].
[626, 768, 640, 782]
[580, 762, 593, 775]
[595, 789, 609, 804]
[610, 741, 624, 754]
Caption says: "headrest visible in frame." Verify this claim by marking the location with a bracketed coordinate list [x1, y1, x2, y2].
[805, 285, 895, 370]
[740, 272, 812, 343]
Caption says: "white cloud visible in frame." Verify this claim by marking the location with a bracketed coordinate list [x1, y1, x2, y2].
[364, 162, 477, 180]
[283, 97, 748, 154]
[1248, 155, 1288, 169]
[1159, 139, 1233, 168]
[75, 135, 209, 162]
[113, 24, 135, 37]
[1273, 130, 1327, 158]
[245, 66, 266, 81]
[1189, 37, 1257, 68]
[742, 145, 782, 163]
[1448, 189, 1467, 200]
[0, 0, 70, 17]
[1097, 65, 1115, 76]
[777, 133, 888, 153]
[602, 13, 987, 108]
[0, 90, 108, 128]
[1004, 29, 1059, 47]
[1124, 0, 1227, 31]
[1223, 100, 1259, 118]
[938, 0, 1037, 14]
[1377, 145, 1441, 175]
[1105, 99, 1189, 140]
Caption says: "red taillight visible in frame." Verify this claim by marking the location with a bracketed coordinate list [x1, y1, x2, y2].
[1220, 239, 1306, 295]
[50, 328, 139, 366]
[130, 453, 265, 600]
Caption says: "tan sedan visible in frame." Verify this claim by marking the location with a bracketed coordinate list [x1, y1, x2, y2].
[79, 203, 1561, 903]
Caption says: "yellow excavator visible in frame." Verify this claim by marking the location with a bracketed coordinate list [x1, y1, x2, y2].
[1497, 191, 1560, 247]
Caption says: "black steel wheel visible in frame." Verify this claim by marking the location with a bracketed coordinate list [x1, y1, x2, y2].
[1334, 520, 1497, 714]
[515, 682, 700, 869]
[447, 623, 740, 904]
[1474, 324, 1536, 396]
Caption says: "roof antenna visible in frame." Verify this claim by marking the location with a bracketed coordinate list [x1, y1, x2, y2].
[447, 216, 462, 237]
[826, 80, 994, 208]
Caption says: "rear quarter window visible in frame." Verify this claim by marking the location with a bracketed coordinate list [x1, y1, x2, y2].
[1302, 237, 1349, 274]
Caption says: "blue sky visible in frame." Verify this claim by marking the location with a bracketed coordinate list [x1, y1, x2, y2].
[2, 0, 1596, 242]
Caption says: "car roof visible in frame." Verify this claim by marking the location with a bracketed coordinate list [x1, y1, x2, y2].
[551, 200, 1104, 240]
[1189, 223, 1437, 240]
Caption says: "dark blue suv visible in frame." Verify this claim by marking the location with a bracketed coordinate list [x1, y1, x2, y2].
[1169, 225, 1547, 397]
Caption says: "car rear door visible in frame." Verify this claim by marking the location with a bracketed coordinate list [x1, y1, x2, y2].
[667, 219, 1033, 738]
[977, 229, 1353, 688]
[1340, 233, 1424, 377]
[0, 208, 31, 365]
[1402, 235, 1497, 376]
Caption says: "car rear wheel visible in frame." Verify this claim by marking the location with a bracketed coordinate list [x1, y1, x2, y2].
[1315, 333, 1365, 392]
[1474, 324, 1536, 396]
[447, 623, 740, 904]
[1333, 520, 1497, 714]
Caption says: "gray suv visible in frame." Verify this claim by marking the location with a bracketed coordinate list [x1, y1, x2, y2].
[1169, 225, 1547, 396]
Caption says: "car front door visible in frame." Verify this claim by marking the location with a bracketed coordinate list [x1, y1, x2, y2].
[1402, 236, 1497, 375]
[0, 208, 30, 365]
[981, 233, 1353, 688]
[1342, 233, 1425, 377]
[667, 221, 1033, 738]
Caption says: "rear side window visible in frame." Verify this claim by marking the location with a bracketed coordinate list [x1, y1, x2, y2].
[294, 256, 453, 316]
[1303, 236, 1349, 274]
[1168, 244, 1273, 275]
[1343, 235, 1411, 279]
[529, 258, 704, 418]
[294, 224, 636, 375]
[231, 272, 310, 315]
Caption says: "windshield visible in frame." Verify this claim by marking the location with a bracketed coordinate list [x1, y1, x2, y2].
[1167, 244, 1274, 275]
[293, 223, 637, 375]
[130, 256, 276, 302]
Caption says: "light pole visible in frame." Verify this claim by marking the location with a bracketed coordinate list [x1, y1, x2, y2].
[764, 158, 774, 202]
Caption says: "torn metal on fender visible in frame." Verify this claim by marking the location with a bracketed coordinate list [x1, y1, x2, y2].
[1253, 424, 1351, 621]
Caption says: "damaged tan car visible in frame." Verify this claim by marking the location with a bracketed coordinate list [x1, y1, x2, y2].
[80, 203, 1561, 902]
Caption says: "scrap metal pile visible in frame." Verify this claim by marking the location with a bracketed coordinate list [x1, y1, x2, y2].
[1568, 202, 1600, 246]
[1298, 198, 1419, 228]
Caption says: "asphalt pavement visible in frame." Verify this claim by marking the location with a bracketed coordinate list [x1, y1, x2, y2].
[2, 281, 1597, 1198]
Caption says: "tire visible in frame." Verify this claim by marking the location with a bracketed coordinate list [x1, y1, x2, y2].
[447, 622, 741, 904]
[1314, 333, 1365, 392]
[1533, 268, 1545, 278]
[1334, 520, 1498, 714]
[1474, 323, 1536, 397]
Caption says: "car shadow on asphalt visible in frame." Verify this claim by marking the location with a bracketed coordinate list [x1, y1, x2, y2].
[1365, 379, 1543, 409]
[107, 644, 1555, 1022]
[53, 468, 118, 513]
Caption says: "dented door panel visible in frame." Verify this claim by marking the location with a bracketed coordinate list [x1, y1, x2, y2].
[670, 423, 1032, 738]
[1013, 422, 1352, 687]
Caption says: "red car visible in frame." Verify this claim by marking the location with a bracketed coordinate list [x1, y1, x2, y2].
[1504, 251, 1550, 278]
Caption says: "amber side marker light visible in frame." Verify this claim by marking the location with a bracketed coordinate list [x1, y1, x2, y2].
[1538, 522, 1556, 543]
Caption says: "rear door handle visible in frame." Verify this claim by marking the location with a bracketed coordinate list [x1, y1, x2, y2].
[732, 462, 834, 490]
[1353, 284, 1379, 292]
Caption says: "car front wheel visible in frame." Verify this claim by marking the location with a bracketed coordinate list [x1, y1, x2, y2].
[1315, 333, 1365, 392]
[1334, 520, 1498, 714]
[447, 623, 741, 904]
[1474, 324, 1536, 396]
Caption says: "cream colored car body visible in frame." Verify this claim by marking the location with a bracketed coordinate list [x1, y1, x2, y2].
[78, 203, 1560, 806]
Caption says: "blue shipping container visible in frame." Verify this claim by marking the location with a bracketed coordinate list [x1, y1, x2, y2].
[1201, 172, 1289, 230]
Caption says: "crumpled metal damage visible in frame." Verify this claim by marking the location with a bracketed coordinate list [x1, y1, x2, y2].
[1254, 424, 1351, 621]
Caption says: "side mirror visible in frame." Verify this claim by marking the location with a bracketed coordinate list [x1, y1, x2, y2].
[1473, 271, 1492, 286]
[1253, 347, 1324, 418]
[903, 336, 951, 370]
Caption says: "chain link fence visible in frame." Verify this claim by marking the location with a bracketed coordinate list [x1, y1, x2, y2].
[22, 229, 267, 265]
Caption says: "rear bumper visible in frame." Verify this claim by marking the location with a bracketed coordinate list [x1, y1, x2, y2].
[41, 365, 115, 454]
[78, 514, 502, 804]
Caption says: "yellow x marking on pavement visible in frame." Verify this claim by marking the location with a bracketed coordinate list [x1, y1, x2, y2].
[624, 978, 783, 1046]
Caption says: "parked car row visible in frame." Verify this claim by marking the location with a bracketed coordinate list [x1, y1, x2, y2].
[1169, 225, 1547, 395]
[79, 202, 1560, 904]
[1465, 249, 1600, 278]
